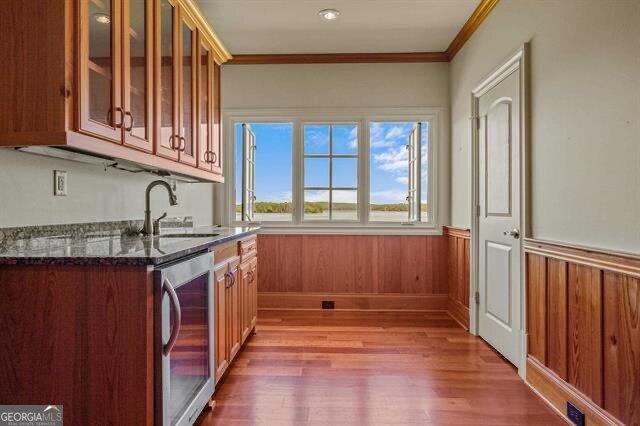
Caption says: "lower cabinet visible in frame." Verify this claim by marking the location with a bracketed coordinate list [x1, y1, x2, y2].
[239, 256, 258, 344]
[213, 237, 258, 384]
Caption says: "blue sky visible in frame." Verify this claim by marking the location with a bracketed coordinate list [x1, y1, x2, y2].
[235, 122, 428, 205]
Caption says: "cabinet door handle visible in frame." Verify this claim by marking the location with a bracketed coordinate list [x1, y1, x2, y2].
[162, 278, 182, 357]
[225, 271, 235, 288]
[179, 136, 186, 152]
[210, 151, 217, 164]
[170, 135, 179, 150]
[114, 107, 124, 129]
[124, 111, 134, 132]
[203, 150, 210, 163]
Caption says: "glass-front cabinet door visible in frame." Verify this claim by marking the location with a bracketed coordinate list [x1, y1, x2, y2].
[212, 62, 222, 175]
[122, 0, 153, 152]
[177, 11, 198, 166]
[80, 0, 123, 142]
[197, 33, 213, 172]
[156, 0, 180, 160]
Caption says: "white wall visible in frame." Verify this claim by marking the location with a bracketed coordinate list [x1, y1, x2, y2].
[221, 62, 451, 226]
[0, 149, 215, 228]
[450, 0, 640, 253]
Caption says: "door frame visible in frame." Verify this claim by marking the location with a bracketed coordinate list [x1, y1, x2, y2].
[469, 43, 530, 379]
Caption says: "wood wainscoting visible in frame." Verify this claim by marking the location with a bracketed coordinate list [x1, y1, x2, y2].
[444, 227, 471, 329]
[524, 238, 640, 425]
[256, 234, 448, 311]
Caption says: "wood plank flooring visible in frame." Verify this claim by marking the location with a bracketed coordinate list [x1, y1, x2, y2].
[197, 310, 563, 425]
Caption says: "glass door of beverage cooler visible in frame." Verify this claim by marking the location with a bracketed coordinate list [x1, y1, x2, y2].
[156, 252, 214, 426]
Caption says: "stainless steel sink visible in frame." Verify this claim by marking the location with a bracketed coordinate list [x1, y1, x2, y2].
[159, 233, 220, 238]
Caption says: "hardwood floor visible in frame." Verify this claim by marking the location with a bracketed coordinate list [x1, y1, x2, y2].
[197, 310, 563, 425]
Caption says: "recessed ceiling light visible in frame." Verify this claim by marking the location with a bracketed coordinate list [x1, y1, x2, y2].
[318, 9, 340, 21]
[93, 13, 111, 24]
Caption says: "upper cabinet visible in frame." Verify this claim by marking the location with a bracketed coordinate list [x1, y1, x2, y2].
[0, 0, 231, 182]
[80, 0, 124, 143]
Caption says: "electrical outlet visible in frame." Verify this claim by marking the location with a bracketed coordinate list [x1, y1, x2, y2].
[567, 402, 585, 426]
[321, 301, 335, 309]
[54, 170, 68, 196]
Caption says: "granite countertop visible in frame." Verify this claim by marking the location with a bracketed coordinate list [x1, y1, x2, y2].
[0, 225, 260, 266]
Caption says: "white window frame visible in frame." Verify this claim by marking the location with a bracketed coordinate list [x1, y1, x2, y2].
[302, 122, 360, 223]
[223, 107, 441, 235]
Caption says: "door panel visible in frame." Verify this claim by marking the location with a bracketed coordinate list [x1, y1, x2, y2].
[177, 13, 197, 166]
[214, 263, 228, 383]
[80, 0, 122, 142]
[249, 257, 258, 329]
[478, 69, 521, 366]
[211, 62, 223, 174]
[485, 241, 512, 328]
[227, 261, 241, 361]
[197, 34, 213, 171]
[486, 102, 512, 216]
[156, 0, 179, 160]
[123, 0, 153, 151]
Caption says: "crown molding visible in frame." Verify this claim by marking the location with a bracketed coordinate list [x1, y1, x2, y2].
[227, 52, 448, 65]
[445, 0, 500, 60]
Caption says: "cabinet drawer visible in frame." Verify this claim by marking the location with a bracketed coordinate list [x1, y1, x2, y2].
[238, 236, 257, 261]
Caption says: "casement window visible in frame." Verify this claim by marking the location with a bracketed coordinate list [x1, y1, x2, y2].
[234, 122, 294, 223]
[368, 121, 430, 223]
[226, 108, 439, 233]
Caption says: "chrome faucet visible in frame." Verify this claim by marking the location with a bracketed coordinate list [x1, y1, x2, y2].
[142, 180, 178, 236]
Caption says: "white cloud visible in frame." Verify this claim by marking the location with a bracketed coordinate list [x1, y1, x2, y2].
[370, 124, 410, 148]
[304, 190, 328, 202]
[348, 126, 358, 149]
[385, 126, 406, 140]
[395, 176, 408, 185]
[370, 190, 407, 203]
[373, 145, 408, 172]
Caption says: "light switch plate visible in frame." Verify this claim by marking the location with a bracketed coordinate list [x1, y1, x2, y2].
[54, 170, 68, 196]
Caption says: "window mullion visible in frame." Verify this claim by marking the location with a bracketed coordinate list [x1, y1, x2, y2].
[328, 124, 333, 221]
[360, 119, 368, 224]
[293, 119, 303, 225]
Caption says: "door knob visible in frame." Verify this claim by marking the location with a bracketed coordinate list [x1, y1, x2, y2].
[503, 228, 520, 239]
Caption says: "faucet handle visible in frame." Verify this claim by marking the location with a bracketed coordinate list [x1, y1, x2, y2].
[153, 212, 168, 235]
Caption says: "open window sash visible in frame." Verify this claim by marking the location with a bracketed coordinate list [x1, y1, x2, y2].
[241, 123, 256, 222]
[406, 123, 421, 222]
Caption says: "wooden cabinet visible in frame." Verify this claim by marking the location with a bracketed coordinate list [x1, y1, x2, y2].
[213, 262, 229, 382]
[213, 255, 241, 383]
[0, 0, 231, 182]
[212, 236, 258, 384]
[227, 258, 242, 361]
[80, 0, 156, 152]
[239, 256, 258, 343]
[197, 34, 221, 173]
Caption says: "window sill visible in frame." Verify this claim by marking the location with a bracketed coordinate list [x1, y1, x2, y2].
[234, 223, 443, 236]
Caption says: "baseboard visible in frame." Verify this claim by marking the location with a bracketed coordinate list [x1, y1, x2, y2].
[525, 357, 621, 426]
[447, 297, 470, 330]
[258, 292, 448, 311]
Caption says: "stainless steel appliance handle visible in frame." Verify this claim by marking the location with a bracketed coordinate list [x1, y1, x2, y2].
[162, 278, 181, 357]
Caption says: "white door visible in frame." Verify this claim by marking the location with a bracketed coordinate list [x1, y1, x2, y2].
[477, 69, 522, 366]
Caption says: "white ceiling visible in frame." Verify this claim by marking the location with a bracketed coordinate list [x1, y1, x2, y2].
[197, 0, 480, 54]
